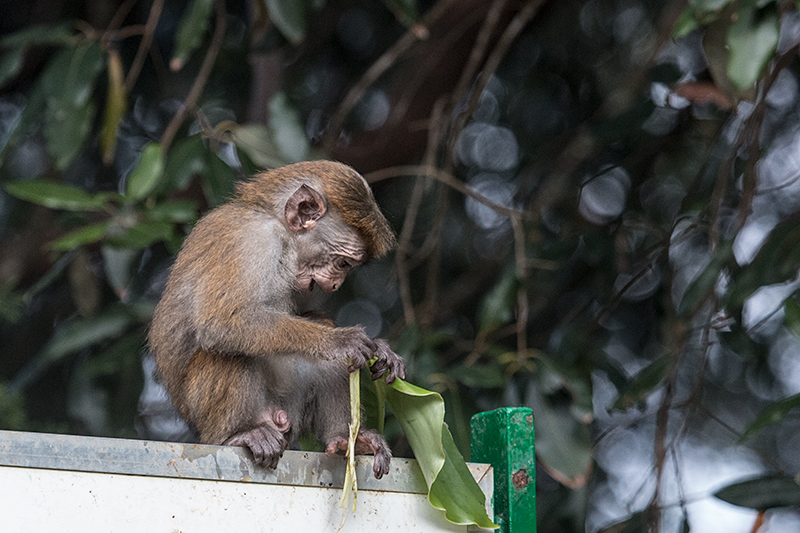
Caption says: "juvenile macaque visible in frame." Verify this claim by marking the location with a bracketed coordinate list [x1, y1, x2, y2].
[149, 161, 404, 478]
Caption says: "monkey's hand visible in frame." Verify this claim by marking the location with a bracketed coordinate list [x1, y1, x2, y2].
[369, 339, 406, 384]
[325, 428, 392, 479]
[330, 326, 377, 372]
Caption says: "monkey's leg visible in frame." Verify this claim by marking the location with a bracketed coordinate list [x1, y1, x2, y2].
[184, 350, 290, 468]
[324, 429, 392, 480]
[315, 364, 391, 479]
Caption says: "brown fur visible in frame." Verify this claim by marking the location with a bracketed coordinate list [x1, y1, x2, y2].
[235, 160, 396, 259]
[149, 161, 403, 478]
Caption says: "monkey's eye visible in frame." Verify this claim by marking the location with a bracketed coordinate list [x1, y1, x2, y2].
[337, 258, 353, 270]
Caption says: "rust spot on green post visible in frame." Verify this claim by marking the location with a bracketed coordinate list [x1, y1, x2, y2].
[471, 407, 536, 533]
[512, 469, 530, 489]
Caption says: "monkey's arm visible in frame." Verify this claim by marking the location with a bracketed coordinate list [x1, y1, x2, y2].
[196, 306, 377, 368]
[183, 207, 401, 378]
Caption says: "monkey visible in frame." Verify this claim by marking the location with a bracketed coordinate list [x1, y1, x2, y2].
[148, 160, 405, 478]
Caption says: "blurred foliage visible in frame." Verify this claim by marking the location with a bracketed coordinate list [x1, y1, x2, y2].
[4, 0, 800, 531]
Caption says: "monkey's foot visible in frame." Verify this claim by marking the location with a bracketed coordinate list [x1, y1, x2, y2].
[325, 429, 391, 479]
[224, 425, 288, 469]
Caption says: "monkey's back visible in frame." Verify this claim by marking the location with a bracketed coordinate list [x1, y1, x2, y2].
[149, 202, 294, 414]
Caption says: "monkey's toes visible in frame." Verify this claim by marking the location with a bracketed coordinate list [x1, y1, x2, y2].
[325, 436, 348, 455]
[373, 454, 391, 479]
[226, 426, 286, 469]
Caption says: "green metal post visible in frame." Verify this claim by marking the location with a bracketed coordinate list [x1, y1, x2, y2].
[471, 407, 535, 532]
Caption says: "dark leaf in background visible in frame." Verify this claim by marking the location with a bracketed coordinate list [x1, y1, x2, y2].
[448, 363, 505, 389]
[40, 43, 106, 170]
[264, 0, 313, 44]
[146, 200, 198, 224]
[126, 143, 165, 201]
[0, 48, 24, 88]
[785, 297, 800, 338]
[678, 241, 732, 316]
[171, 0, 215, 71]
[715, 475, 800, 510]
[100, 49, 127, 164]
[477, 267, 518, 334]
[725, 2, 778, 90]
[106, 220, 175, 249]
[0, 23, 75, 48]
[4, 180, 108, 211]
[383, 0, 419, 26]
[162, 134, 209, 192]
[526, 381, 592, 488]
[740, 393, 800, 442]
[613, 354, 671, 410]
[728, 218, 800, 311]
[49, 222, 109, 252]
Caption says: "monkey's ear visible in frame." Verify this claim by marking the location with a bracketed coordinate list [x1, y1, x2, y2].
[285, 184, 326, 231]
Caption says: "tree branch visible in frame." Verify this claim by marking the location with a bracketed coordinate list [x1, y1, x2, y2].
[159, 0, 227, 152]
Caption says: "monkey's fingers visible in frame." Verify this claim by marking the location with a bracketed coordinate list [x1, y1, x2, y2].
[371, 340, 406, 384]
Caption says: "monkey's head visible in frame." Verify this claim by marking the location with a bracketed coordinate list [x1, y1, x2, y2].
[236, 161, 396, 292]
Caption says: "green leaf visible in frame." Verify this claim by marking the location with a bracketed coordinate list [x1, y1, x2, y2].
[40, 42, 106, 169]
[44, 307, 136, 361]
[448, 363, 506, 388]
[223, 95, 310, 170]
[715, 475, 800, 510]
[613, 354, 672, 410]
[718, 325, 768, 360]
[0, 81, 45, 164]
[12, 305, 138, 390]
[269, 92, 310, 163]
[526, 382, 592, 486]
[0, 23, 75, 48]
[229, 123, 286, 168]
[784, 298, 800, 338]
[726, 3, 778, 90]
[265, 0, 310, 43]
[40, 43, 105, 105]
[740, 393, 800, 441]
[202, 151, 237, 207]
[100, 49, 126, 164]
[0, 382, 27, 430]
[477, 267, 518, 332]
[0, 25, 74, 92]
[689, 0, 735, 12]
[146, 200, 198, 223]
[0, 281, 24, 323]
[672, 9, 700, 39]
[3, 180, 108, 211]
[728, 216, 800, 310]
[106, 220, 174, 249]
[44, 98, 96, 171]
[126, 143, 165, 201]
[378, 378, 497, 528]
[101, 246, 141, 294]
[163, 134, 208, 192]
[171, 0, 215, 71]
[679, 241, 733, 316]
[383, 0, 419, 25]
[49, 222, 109, 251]
[0, 47, 24, 88]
